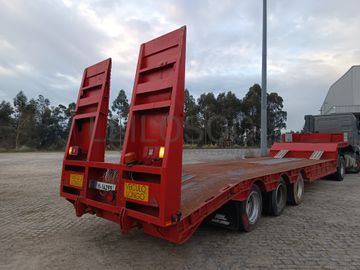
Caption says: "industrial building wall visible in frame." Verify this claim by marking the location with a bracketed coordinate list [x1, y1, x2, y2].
[321, 65, 360, 115]
[354, 67, 360, 105]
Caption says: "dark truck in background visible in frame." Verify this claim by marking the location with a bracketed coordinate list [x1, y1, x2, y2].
[303, 113, 360, 173]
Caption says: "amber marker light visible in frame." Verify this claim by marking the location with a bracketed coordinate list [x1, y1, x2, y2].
[159, 146, 165, 158]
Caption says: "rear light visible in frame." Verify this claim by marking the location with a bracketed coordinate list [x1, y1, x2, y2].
[68, 146, 80, 156]
[159, 146, 165, 158]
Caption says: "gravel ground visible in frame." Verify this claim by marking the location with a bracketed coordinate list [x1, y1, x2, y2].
[0, 150, 360, 270]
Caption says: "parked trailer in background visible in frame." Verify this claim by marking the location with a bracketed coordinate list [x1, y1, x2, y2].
[60, 27, 347, 244]
[303, 114, 360, 173]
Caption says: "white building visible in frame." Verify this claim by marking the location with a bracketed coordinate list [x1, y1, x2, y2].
[320, 65, 360, 115]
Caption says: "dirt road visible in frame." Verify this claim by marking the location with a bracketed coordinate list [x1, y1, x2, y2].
[1, 151, 360, 269]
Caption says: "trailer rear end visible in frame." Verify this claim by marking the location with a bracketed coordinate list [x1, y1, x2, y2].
[60, 27, 345, 244]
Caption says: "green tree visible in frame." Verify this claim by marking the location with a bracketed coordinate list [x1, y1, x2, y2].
[268, 92, 287, 143]
[13, 91, 27, 149]
[11, 92, 75, 150]
[198, 92, 217, 145]
[111, 89, 129, 148]
[241, 84, 287, 146]
[216, 91, 242, 146]
[197, 91, 243, 146]
[184, 89, 201, 145]
[241, 84, 261, 146]
[0, 101, 15, 149]
[22, 98, 38, 148]
[64, 102, 75, 134]
[51, 104, 68, 145]
[13, 91, 33, 149]
[35, 95, 51, 148]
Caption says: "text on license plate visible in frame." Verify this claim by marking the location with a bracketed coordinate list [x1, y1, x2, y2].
[90, 181, 116, 192]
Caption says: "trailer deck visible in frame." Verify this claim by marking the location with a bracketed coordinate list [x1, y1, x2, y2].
[180, 157, 333, 218]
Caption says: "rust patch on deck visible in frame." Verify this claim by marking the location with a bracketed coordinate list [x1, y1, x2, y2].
[180, 157, 329, 218]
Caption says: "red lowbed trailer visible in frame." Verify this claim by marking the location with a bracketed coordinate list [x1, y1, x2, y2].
[60, 27, 348, 244]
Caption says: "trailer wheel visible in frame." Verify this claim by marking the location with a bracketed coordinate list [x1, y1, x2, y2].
[355, 159, 360, 173]
[287, 174, 304, 205]
[266, 178, 287, 216]
[334, 156, 345, 181]
[239, 184, 262, 232]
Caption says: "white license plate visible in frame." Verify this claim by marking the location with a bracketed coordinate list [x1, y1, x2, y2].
[90, 180, 116, 192]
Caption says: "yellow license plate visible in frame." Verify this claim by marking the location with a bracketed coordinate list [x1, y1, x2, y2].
[69, 173, 84, 188]
[124, 183, 149, 202]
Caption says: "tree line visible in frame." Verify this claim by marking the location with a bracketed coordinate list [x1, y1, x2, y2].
[184, 84, 287, 147]
[0, 84, 286, 151]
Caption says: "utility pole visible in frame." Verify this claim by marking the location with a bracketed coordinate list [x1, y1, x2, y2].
[260, 0, 268, 156]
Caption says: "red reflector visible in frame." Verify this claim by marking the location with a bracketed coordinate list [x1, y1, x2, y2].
[105, 192, 114, 202]
[100, 191, 114, 202]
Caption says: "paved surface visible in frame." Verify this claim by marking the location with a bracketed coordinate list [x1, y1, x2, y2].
[0, 151, 360, 270]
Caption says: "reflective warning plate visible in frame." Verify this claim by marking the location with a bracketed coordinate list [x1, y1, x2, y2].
[124, 182, 149, 202]
[69, 174, 83, 188]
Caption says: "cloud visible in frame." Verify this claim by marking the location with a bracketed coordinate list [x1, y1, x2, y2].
[0, 0, 359, 131]
[0, 0, 108, 102]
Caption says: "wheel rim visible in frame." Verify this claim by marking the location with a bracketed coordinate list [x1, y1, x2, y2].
[246, 190, 261, 224]
[294, 176, 304, 200]
[276, 183, 286, 206]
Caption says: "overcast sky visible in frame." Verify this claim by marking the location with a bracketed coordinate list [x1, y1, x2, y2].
[0, 0, 359, 131]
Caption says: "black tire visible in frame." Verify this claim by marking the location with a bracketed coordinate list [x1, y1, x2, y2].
[355, 158, 360, 173]
[287, 174, 305, 205]
[334, 156, 345, 181]
[265, 178, 287, 216]
[239, 184, 262, 232]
